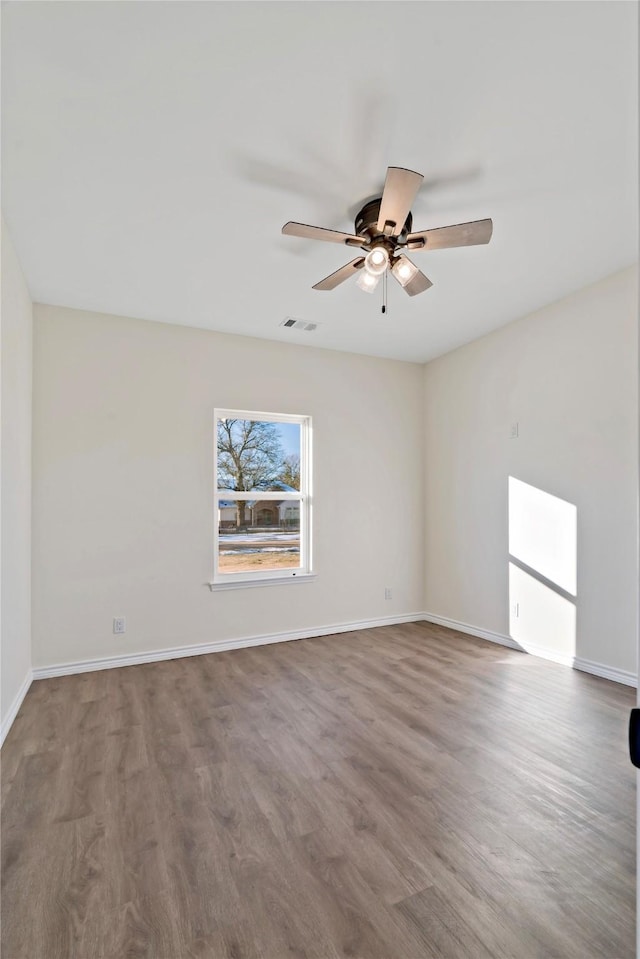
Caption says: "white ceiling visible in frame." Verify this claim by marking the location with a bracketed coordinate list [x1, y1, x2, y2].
[2, 1, 638, 363]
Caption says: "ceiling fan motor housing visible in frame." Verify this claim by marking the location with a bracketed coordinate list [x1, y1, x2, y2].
[354, 197, 413, 244]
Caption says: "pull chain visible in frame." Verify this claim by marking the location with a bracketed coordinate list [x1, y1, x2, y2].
[381, 270, 387, 314]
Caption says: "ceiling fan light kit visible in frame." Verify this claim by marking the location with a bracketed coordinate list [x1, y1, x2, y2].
[282, 166, 493, 302]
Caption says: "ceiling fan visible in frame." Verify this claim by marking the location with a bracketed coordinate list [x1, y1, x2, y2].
[282, 166, 493, 297]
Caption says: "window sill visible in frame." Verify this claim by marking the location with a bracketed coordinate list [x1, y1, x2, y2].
[206, 573, 316, 592]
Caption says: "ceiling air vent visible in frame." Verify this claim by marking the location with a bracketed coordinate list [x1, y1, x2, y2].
[280, 317, 319, 332]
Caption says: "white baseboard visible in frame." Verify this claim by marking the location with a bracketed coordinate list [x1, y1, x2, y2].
[32, 612, 425, 681]
[28, 610, 638, 690]
[512, 641, 575, 668]
[573, 656, 637, 688]
[422, 612, 520, 651]
[1, 669, 33, 747]
[423, 611, 637, 688]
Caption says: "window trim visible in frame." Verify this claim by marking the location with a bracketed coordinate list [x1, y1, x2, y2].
[213, 408, 313, 586]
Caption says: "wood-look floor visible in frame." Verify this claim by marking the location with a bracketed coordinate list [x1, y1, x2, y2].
[1, 623, 635, 959]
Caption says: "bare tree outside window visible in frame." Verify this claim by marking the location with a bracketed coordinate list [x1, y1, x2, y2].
[217, 418, 285, 528]
[278, 453, 300, 490]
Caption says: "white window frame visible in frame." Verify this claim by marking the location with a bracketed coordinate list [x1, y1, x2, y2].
[212, 409, 313, 588]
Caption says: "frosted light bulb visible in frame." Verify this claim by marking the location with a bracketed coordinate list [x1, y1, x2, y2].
[363, 247, 389, 276]
[356, 271, 380, 293]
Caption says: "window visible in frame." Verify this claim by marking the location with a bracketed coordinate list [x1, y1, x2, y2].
[213, 409, 312, 586]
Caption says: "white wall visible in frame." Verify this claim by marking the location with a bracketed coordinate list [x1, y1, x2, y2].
[31, 305, 425, 670]
[424, 266, 638, 678]
[1, 219, 33, 738]
[26, 268, 640, 680]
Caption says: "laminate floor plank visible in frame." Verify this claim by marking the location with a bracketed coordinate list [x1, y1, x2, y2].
[224, 850, 345, 959]
[283, 829, 434, 959]
[234, 744, 324, 842]
[1, 623, 635, 958]
[308, 763, 439, 894]
[195, 761, 281, 869]
[304, 786, 427, 905]
[395, 885, 498, 959]
[261, 684, 356, 764]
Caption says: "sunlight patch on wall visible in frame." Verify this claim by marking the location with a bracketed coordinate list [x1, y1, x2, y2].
[508, 477, 577, 660]
[509, 563, 577, 659]
[508, 477, 577, 595]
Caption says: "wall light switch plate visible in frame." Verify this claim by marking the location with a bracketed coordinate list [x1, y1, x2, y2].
[510, 422, 519, 438]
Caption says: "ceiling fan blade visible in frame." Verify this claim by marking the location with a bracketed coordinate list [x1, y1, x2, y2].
[376, 167, 424, 237]
[405, 218, 493, 251]
[390, 254, 433, 296]
[283, 221, 365, 248]
[312, 258, 365, 291]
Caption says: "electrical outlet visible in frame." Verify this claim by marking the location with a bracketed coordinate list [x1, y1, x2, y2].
[113, 617, 126, 635]
[384, 588, 393, 601]
[510, 422, 519, 439]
